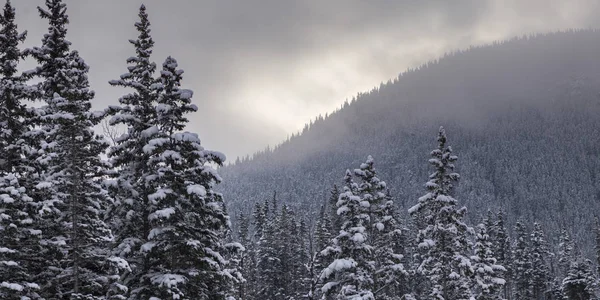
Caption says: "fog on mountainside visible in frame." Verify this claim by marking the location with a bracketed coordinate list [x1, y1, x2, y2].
[221, 30, 600, 251]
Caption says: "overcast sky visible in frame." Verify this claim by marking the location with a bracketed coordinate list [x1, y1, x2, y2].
[10, 0, 600, 161]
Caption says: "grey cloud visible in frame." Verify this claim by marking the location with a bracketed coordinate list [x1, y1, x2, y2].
[10, 0, 600, 161]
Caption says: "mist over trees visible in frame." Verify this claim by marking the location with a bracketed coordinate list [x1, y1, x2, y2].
[0, 0, 599, 299]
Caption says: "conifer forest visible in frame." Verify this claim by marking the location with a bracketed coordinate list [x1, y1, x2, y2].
[2, 1, 600, 299]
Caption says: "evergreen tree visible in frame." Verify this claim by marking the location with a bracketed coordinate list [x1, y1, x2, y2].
[252, 201, 267, 243]
[0, 1, 41, 298]
[328, 184, 341, 234]
[494, 210, 511, 300]
[26, 0, 114, 297]
[0, 0, 29, 174]
[408, 126, 474, 300]
[320, 169, 375, 299]
[314, 203, 332, 256]
[354, 155, 407, 298]
[471, 224, 505, 300]
[594, 216, 600, 276]
[512, 221, 533, 300]
[132, 55, 233, 298]
[561, 259, 597, 300]
[530, 222, 551, 300]
[236, 212, 251, 300]
[255, 205, 281, 299]
[105, 4, 160, 298]
[557, 229, 574, 278]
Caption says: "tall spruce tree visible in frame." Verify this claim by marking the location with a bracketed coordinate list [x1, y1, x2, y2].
[494, 210, 511, 300]
[471, 224, 505, 300]
[512, 221, 533, 300]
[354, 155, 407, 298]
[408, 126, 474, 300]
[594, 216, 600, 276]
[255, 205, 281, 299]
[328, 184, 341, 234]
[0, 1, 42, 298]
[529, 222, 550, 300]
[135, 56, 234, 298]
[106, 4, 160, 298]
[26, 0, 114, 298]
[236, 212, 251, 300]
[557, 229, 574, 279]
[0, 0, 28, 174]
[320, 169, 375, 299]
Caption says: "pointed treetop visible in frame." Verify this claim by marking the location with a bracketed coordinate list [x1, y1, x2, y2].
[132, 4, 153, 58]
[39, 0, 69, 25]
[0, 0, 26, 78]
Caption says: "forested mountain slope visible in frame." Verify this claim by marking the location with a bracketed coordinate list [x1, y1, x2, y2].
[220, 30, 600, 249]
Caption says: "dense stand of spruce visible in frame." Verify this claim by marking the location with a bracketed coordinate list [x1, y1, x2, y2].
[0, 1, 598, 300]
[232, 127, 600, 299]
[0, 1, 237, 299]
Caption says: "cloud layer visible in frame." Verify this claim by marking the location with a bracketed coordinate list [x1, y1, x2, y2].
[11, 0, 600, 160]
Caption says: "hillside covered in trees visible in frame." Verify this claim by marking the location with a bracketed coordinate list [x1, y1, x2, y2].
[221, 30, 600, 249]
[218, 29, 600, 299]
[2, 0, 600, 299]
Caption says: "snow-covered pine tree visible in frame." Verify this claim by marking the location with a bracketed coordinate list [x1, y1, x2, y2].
[137, 56, 234, 298]
[494, 210, 511, 300]
[0, 0, 28, 174]
[471, 223, 505, 300]
[309, 202, 331, 300]
[512, 221, 533, 300]
[561, 259, 597, 300]
[314, 203, 332, 256]
[594, 216, 600, 276]
[255, 204, 281, 299]
[235, 211, 251, 300]
[105, 4, 161, 298]
[25, 1, 115, 298]
[557, 229, 574, 279]
[530, 222, 551, 300]
[294, 218, 311, 297]
[328, 184, 341, 234]
[320, 169, 375, 299]
[0, 1, 41, 298]
[408, 126, 474, 300]
[354, 155, 407, 299]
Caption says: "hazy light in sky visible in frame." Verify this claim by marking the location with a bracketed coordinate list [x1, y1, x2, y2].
[10, 0, 600, 161]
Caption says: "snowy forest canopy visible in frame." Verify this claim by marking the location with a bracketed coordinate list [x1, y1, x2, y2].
[0, 0, 599, 300]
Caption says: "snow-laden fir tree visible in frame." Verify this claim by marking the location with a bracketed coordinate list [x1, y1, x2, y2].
[560, 259, 597, 300]
[314, 203, 333, 258]
[408, 126, 474, 300]
[557, 229, 574, 279]
[255, 204, 282, 299]
[594, 216, 600, 276]
[25, 0, 115, 298]
[353, 155, 407, 299]
[133, 55, 234, 298]
[529, 222, 550, 300]
[512, 221, 533, 300]
[471, 224, 505, 300]
[0, 1, 42, 298]
[309, 202, 332, 300]
[105, 4, 160, 298]
[0, 0, 29, 174]
[235, 212, 251, 300]
[320, 169, 375, 299]
[493, 210, 511, 300]
[328, 184, 341, 234]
